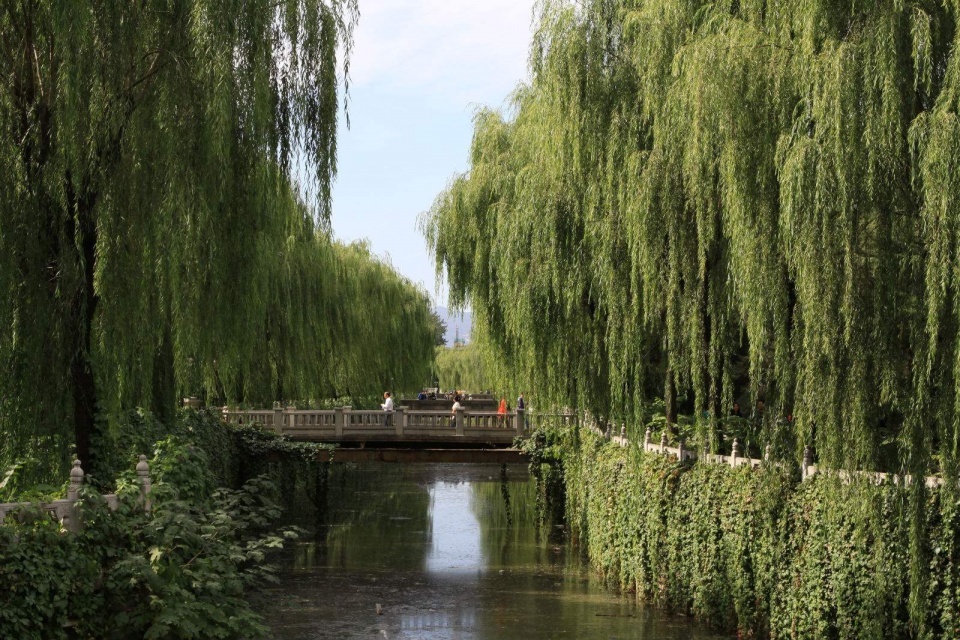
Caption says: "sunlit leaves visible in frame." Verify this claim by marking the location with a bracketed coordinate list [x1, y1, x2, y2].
[424, 0, 960, 481]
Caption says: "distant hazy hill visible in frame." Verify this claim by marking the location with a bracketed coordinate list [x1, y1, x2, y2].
[435, 306, 473, 346]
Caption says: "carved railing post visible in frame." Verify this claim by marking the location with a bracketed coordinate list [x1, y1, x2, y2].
[285, 405, 296, 429]
[137, 455, 152, 512]
[620, 423, 626, 440]
[66, 460, 84, 532]
[515, 408, 524, 435]
[455, 407, 465, 436]
[802, 446, 813, 480]
[731, 439, 740, 467]
[341, 406, 352, 435]
[334, 407, 345, 437]
[644, 428, 652, 451]
[764, 443, 772, 463]
[67, 460, 83, 501]
[660, 431, 668, 454]
[605, 422, 612, 440]
[677, 440, 685, 461]
[273, 405, 284, 434]
[395, 407, 405, 436]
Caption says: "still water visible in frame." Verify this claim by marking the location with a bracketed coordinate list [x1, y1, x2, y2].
[265, 463, 727, 640]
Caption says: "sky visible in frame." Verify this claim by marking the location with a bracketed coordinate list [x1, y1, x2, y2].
[328, 0, 537, 306]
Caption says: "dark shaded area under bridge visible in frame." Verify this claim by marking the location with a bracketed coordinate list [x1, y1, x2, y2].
[316, 447, 528, 464]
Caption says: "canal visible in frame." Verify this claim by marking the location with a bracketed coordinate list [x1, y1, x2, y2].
[264, 463, 727, 639]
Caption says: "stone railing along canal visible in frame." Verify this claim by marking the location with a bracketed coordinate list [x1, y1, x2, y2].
[593, 421, 943, 488]
[0, 456, 152, 532]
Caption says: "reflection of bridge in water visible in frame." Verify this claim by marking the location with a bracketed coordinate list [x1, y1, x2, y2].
[222, 406, 579, 463]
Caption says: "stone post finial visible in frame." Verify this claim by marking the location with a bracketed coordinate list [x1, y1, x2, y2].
[660, 431, 668, 453]
[67, 460, 84, 500]
[137, 454, 152, 511]
[764, 443, 772, 462]
[644, 427, 652, 447]
[677, 440, 686, 461]
[731, 439, 741, 468]
[620, 423, 626, 439]
[605, 422, 612, 439]
[802, 446, 812, 479]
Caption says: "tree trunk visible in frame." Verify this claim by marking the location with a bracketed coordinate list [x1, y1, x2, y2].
[151, 324, 176, 427]
[70, 198, 99, 473]
[664, 367, 677, 426]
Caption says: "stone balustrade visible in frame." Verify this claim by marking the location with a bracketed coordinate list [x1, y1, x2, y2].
[589, 420, 945, 487]
[0, 455, 152, 532]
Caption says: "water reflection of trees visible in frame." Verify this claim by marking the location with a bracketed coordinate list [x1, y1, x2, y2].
[303, 464, 433, 571]
[470, 467, 551, 569]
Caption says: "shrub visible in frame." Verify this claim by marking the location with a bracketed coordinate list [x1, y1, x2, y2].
[0, 425, 297, 639]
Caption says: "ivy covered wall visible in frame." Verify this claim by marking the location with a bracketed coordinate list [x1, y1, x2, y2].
[557, 427, 960, 638]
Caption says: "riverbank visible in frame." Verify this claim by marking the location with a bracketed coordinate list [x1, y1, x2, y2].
[554, 426, 959, 639]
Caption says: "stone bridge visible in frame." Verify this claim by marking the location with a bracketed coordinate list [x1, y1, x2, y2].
[222, 406, 578, 460]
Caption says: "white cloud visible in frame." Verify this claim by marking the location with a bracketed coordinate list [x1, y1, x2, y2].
[349, 0, 536, 106]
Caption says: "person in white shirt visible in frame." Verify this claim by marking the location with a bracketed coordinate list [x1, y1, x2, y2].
[381, 391, 394, 426]
[450, 395, 462, 427]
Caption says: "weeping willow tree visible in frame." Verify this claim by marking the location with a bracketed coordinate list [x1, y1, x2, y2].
[425, 2, 960, 629]
[0, 0, 435, 480]
[425, 0, 960, 477]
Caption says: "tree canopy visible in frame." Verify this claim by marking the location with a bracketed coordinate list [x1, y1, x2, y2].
[433, 344, 493, 393]
[0, 0, 435, 480]
[424, 0, 960, 479]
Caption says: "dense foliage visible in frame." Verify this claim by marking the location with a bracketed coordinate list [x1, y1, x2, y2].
[0, 0, 435, 481]
[555, 426, 960, 639]
[1, 442, 281, 638]
[423, 2, 960, 629]
[0, 409, 334, 638]
[423, 0, 960, 483]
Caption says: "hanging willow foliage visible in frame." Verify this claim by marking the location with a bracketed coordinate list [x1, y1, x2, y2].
[424, 0, 960, 482]
[0, 1, 435, 480]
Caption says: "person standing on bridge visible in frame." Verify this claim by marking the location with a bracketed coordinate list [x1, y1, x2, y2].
[518, 392, 529, 430]
[451, 395, 462, 428]
[381, 391, 394, 426]
[497, 396, 507, 426]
